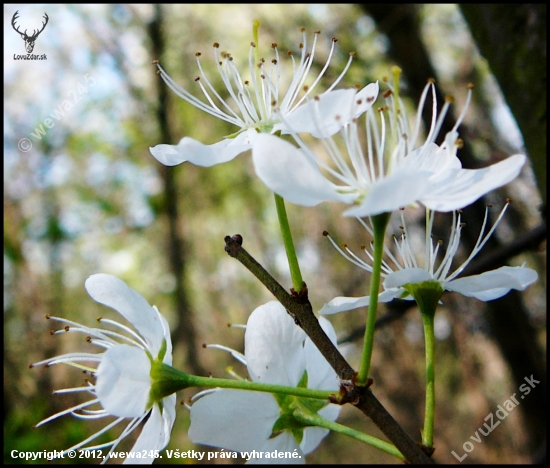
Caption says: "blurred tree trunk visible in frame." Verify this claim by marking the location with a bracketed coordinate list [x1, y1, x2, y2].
[359, 3, 546, 458]
[459, 4, 546, 211]
[148, 5, 204, 376]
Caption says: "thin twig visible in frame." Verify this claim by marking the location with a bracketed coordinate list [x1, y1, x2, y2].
[224, 235, 354, 380]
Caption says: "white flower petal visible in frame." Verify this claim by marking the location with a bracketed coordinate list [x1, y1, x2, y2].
[149, 143, 188, 166]
[127, 395, 176, 464]
[445, 265, 538, 301]
[85, 274, 165, 355]
[252, 134, 347, 206]
[245, 301, 306, 386]
[319, 296, 371, 315]
[343, 167, 433, 217]
[149, 130, 254, 167]
[96, 345, 151, 418]
[380, 288, 412, 302]
[159, 394, 177, 448]
[383, 268, 433, 289]
[304, 317, 339, 391]
[126, 411, 160, 464]
[318, 290, 399, 315]
[422, 154, 526, 212]
[247, 433, 304, 464]
[401, 142, 462, 173]
[318, 402, 341, 423]
[275, 89, 358, 138]
[300, 427, 330, 457]
[156, 308, 173, 365]
[352, 82, 379, 119]
[189, 389, 279, 453]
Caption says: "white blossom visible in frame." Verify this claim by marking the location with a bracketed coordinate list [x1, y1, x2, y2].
[252, 80, 526, 217]
[320, 203, 538, 315]
[32, 274, 176, 464]
[149, 28, 371, 168]
[188, 301, 341, 463]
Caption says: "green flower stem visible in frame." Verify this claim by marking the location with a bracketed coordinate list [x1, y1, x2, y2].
[274, 193, 304, 293]
[292, 403, 404, 460]
[405, 281, 442, 451]
[420, 309, 436, 449]
[153, 362, 335, 401]
[357, 212, 391, 385]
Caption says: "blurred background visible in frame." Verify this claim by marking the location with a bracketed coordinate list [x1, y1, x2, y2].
[4, 4, 546, 464]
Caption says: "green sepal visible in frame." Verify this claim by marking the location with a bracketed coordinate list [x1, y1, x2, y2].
[402, 280, 444, 320]
[148, 360, 194, 407]
[271, 413, 305, 445]
[157, 338, 167, 363]
[270, 371, 329, 445]
[291, 427, 304, 445]
[297, 396, 327, 414]
[297, 370, 308, 388]
[256, 121, 275, 133]
[272, 413, 307, 433]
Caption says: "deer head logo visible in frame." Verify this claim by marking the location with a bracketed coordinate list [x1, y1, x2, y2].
[12, 10, 49, 54]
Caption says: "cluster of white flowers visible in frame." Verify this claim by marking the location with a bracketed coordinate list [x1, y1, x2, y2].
[34, 25, 537, 465]
[35, 281, 341, 464]
[148, 30, 534, 304]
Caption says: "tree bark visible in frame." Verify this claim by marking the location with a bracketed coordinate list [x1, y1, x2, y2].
[148, 5, 204, 376]
[459, 4, 546, 210]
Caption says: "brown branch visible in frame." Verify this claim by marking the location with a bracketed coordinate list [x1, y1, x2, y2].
[224, 234, 354, 381]
[224, 234, 435, 464]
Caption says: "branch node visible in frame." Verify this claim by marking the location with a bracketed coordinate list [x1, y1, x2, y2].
[335, 374, 367, 405]
[290, 282, 308, 298]
[420, 444, 436, 457]
[224, 234, 242, 256]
